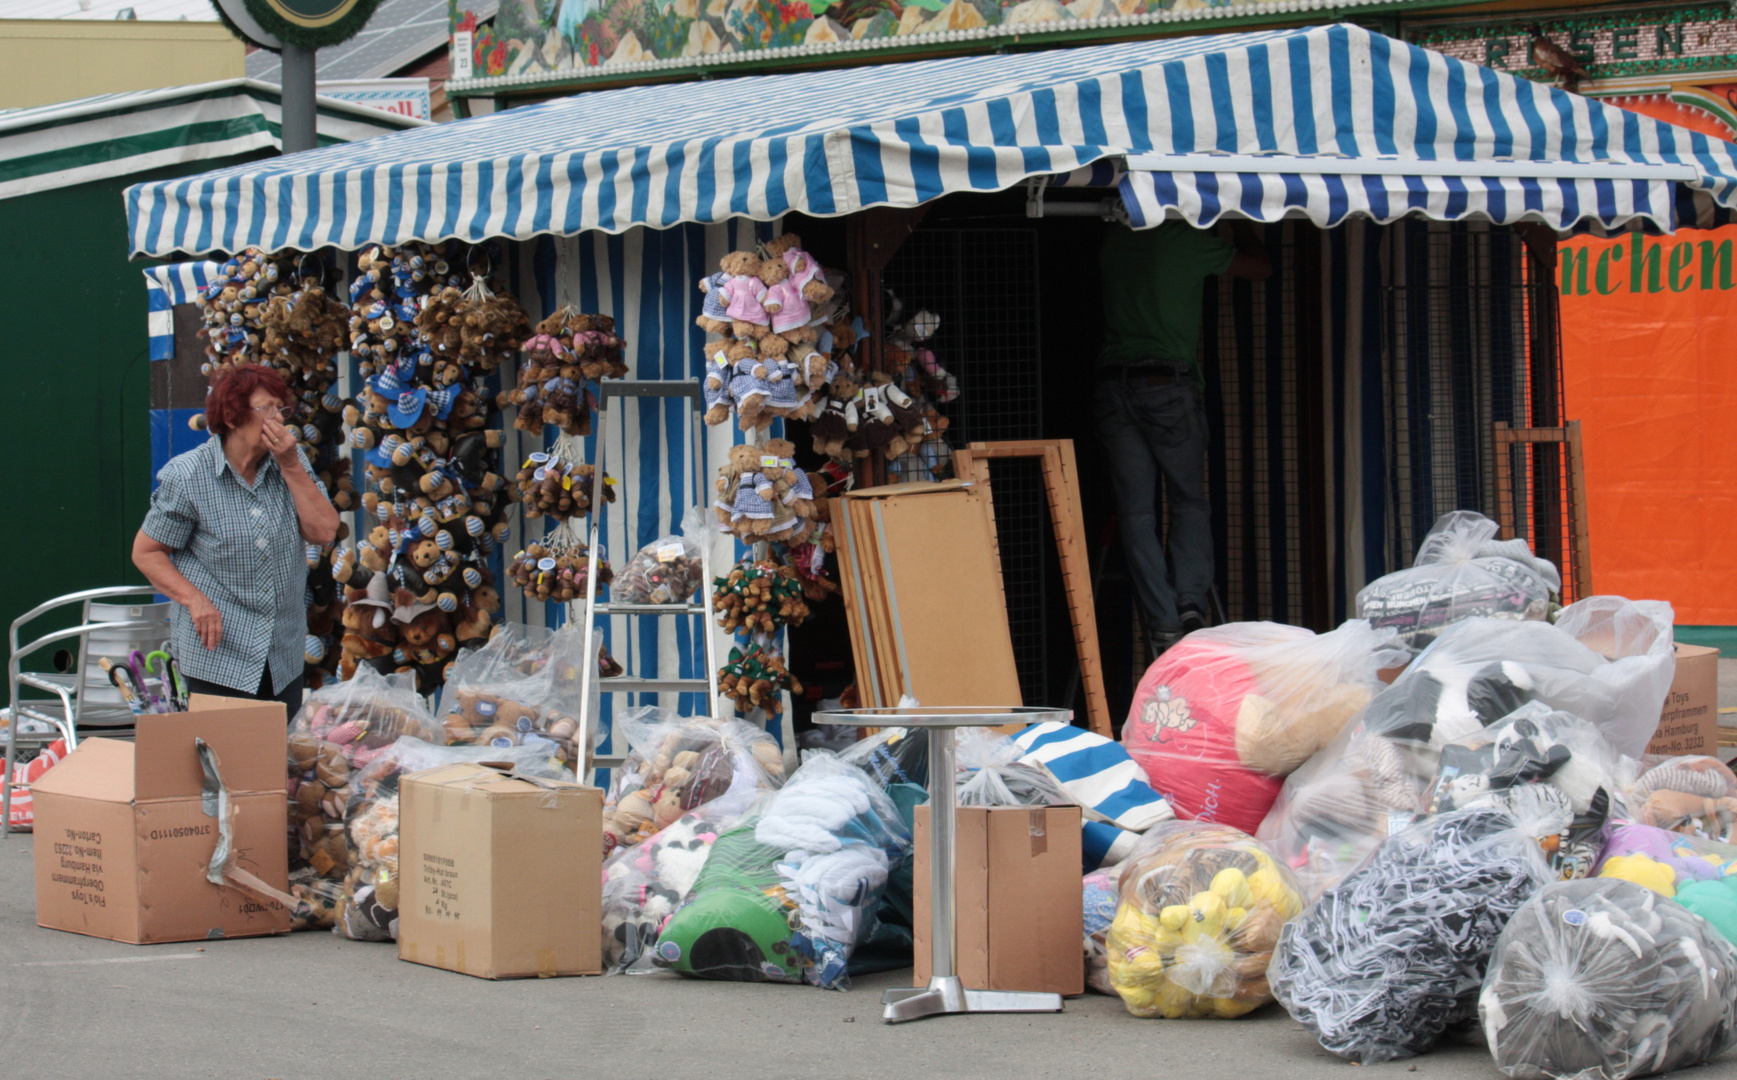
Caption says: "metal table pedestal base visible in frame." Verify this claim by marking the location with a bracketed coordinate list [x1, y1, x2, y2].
[880, 976, 1064, 1023]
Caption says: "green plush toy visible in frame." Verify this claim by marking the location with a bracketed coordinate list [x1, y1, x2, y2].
[652, 823, 804, 983]
[1676, 878, 1737, 946]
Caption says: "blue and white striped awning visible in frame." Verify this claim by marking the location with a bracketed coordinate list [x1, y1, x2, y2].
[126, 24, 1737, 257]
[143, 260, 221, 360]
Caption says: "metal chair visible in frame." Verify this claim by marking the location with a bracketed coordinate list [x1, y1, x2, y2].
[4, 586, 170, 836]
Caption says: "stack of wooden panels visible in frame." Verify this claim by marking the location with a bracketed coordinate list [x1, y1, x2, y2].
[832, 480, 1023, 712]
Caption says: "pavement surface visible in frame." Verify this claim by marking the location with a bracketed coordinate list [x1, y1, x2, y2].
[0, 665, 1733, 1079]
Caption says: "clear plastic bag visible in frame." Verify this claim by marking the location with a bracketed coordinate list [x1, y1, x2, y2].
[955, 728, 1073, 808]
[612, 507, 708, 605]
[286, 667, 440, 931]
[1595, 821, 1737, 938]
[1105, 821, 1305, 1018]
[1259, 599, 1676, 898]
[653, 752, 911, 989]
[1427, 702, 1632, 879]
[1480, 877, 1737, 1080]
[433, 621, 595, 772]
[1269, 806, 1554, 1064]
[1083, 865, 1124, 996]
[335, 736, 569, 942]
[601, 708, 787, 858]
[837, 726, 929, 790]
[1627, 755, 1737, 842]
[1356, 510, 1561, 650]
[1123, 620, 1405, 833]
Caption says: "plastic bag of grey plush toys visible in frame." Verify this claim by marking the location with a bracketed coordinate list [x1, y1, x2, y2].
[1480, 877, 1737, 1080]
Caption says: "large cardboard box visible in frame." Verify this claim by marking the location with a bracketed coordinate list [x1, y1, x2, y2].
[397, 762, 602, 979]
[912, 804, 1083, 996]
[1647, 644, 1721, 757]
[31, 696, 290, 944]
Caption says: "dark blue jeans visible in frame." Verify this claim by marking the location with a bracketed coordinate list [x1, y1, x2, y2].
[1094, 378, 1213, 636]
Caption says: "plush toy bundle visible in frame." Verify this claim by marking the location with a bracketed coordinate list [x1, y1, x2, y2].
[1480, 877, 1737, 1080]
[613, 523, 706, 606]
[882, 307, 957, 482]
[711, 559, 810, 635]
[1259, 598, 1677, 898]
[1595, 822, 1737, 945]
[600, 709, 786, 858]
[197, 249, 343, 377]
[1627, 755, 1737, 843]
[953, 728, 1073, 809]
[1104, 822, 1305, 1018]
[1122, 620, 1404, 834]
[1083, 865, 1124, 996]
[515, 443, 612, 520]
[602, 806, 742, 974]
[653, 753, 910, 990]
[697, 235, 839, 433]
[434, 622, 596, 774]
[537, 306, 627, 380]
[1356, 511, 1561, 651]
[284, 669, 441, 931]
[507, 539, 612, 605]
[717, 644, 801, 717]
[505, 332, 590, 436]
[1426, 703, 1630, 878]
[711, 442, 821, 543]
[1270, 807, 1555, 1063]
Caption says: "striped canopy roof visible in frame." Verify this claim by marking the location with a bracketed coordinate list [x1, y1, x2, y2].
[2, 79, 427, 203]
[125, 24, 1737, 257]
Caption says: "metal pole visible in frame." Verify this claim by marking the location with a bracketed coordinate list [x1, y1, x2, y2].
[280, 44, 318, 154]
[929, 724, 956, 981]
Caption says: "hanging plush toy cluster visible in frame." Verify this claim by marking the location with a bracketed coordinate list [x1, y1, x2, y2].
[717, 644, 802, 717]
[507, 538, 612, 605]
[515, 447, 612, 520]
[712, 560, 811, 636]
[882, 302, 957, 482]
[327, 240, 545, 691]
[711, 440, 821, 543]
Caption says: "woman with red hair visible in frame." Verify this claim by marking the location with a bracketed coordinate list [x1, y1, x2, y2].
[131, 365, 340, 710]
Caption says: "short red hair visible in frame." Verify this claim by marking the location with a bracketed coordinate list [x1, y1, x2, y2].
[205, 364, 294, 436]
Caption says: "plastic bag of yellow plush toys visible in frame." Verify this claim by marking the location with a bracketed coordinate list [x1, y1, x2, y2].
[1105, 821, 1305, 1018]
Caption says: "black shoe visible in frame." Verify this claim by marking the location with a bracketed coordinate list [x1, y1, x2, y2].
[1148, 630, 1185, 665]
[1178, 605, 1208, 634]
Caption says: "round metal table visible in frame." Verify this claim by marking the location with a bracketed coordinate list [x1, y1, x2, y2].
[814, 705, 1073, 1024]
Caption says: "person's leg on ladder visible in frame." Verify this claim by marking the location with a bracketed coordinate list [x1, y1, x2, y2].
[1096, 380, 1182, 661]
[1155, 389, 1213, 631]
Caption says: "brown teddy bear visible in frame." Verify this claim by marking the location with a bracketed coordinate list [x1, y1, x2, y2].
[809, 373, 859, 460]
[717, 251, 769, 339]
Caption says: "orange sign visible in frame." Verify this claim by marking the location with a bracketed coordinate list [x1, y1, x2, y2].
[1560, 226, 1737, 625]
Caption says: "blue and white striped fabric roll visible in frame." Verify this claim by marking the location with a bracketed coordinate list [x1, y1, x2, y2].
[1013, 721, 1174, 869]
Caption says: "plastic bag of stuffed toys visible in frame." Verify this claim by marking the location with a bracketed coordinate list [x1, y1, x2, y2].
[1105, 822, 1305, 1018]
[1357, 510, 1561, 651]
[614, 511, 708, 606]
[1123, 620, 1404, 833]
[953, 728, 1073, 809]
[600, 708, 786, 859]
[337, 736, 569, 943]
[1480, 877, 1737, 1080]
[1427, 702, 1632, 878]
[1259, 597, 1676, 898]
[285, 668, 441, 930]
[434, 622, 595, 773]
[600, 716, 788, 973]
[1269, 806, 1555, 1064]
[1596, 822, 1737, 946]
[652, 753, 910, 990]
[1626, 755, 1737, 843]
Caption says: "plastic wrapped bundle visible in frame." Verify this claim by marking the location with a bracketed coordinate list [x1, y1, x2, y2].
[612, 509, 707, 605]
[1480, 877, 1737, 1080]
[1356, 510, 1560, 651]
[602, 805, 745, 973]
[1122, 621, 1403, 833]
[285, 668, 440, 930]
[1083, 866, 1123, 995]
[838, 726, 929, 790]
[1104, 822, 1304, 1018]
[1260, 599, 1675, 898]
[954, 728, 1072, 808]
[1428, 703, 1631, 878]
[1596, 822, 1737, 945]
[600, 708, 786, 858]
[434, 621, 595, 771]
[654, 753, 910, 989]
[1270, 807, 1554, 1064]
[1627, 755, 1737, 843]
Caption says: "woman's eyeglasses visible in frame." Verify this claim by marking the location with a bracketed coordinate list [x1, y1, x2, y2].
[250, 405, 295, 421]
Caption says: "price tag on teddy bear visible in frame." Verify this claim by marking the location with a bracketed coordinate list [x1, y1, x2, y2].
[655, 543, 684, 563]
[761, 456, 781, 469]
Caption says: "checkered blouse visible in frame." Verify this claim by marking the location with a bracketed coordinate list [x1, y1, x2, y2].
[142, 437, 325, 695]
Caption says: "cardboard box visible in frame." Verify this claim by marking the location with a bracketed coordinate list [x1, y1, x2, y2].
[397, 762, 603, 979]
[912, 804, 1083, 996]
[31, 695, 290, 944]
[1647, 643, 1721, 757]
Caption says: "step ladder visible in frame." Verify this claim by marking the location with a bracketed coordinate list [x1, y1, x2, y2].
[574, 379, 721, 784]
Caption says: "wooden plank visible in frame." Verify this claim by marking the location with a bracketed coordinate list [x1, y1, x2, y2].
[1493, 421, 1518, 542]
[832, 495, 878, 710]
[1566, 419, 1593, 601]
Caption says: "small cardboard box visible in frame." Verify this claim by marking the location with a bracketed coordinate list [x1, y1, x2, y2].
[397, 762, 603, 979]
[31, 695, 290, 944]
[913, 804, 1083, 996]
[1647, 644, 1722, 757]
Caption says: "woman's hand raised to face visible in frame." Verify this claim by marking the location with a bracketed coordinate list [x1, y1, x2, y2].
[260, 412, 302, 468]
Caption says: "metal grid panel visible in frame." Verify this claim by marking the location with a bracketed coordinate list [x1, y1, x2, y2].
[883, 228, 1048, 705]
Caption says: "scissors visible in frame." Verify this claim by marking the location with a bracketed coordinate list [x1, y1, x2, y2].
[98, 657, 145, 716]
[145, 651, 186, 712]
[127, 650, 166, 714]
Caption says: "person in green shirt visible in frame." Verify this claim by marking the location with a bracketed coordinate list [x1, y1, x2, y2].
[1096, 219, 1270, 658]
